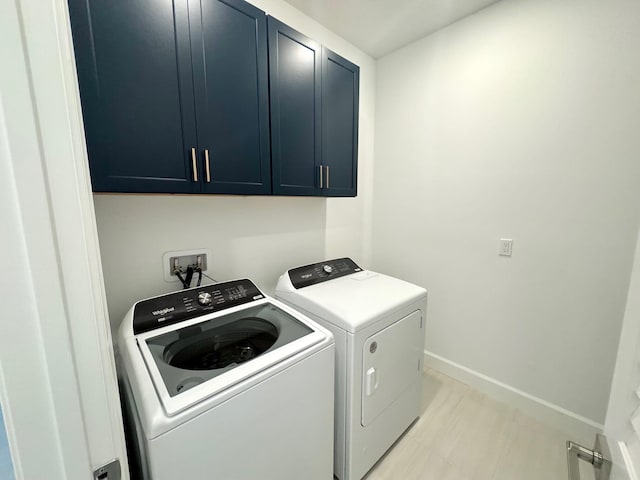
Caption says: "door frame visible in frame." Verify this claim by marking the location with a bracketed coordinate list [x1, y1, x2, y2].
[0, 0, 128, 478]
[605, 224, 640, 479]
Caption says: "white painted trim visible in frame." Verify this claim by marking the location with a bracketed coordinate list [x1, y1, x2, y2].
[605, 438, 637, 480]
[16, 0, 130, 477]
[1, 0, 128, 478]
[618, 441, 638, 480]
[0, 1, 92, 477]
[425, 350, 602, 443]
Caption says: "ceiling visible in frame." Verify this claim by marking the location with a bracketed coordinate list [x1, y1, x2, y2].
[283, 0, 502, 58]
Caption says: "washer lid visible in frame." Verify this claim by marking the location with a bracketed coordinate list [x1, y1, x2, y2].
[136, 299, 326, 416]
[276, 270, 427, 333]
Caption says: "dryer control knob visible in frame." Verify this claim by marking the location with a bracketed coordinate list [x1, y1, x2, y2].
[198, 292, 212, 306]
[323, 265, 333, 274]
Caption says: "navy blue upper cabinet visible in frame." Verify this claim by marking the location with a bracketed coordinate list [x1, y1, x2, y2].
[268, 17, 322, 196]
[69, 1, 358, 197]
[68, 0, 198, 193]
[69, 0, 270, 194]
[268, 18, 359, 197]
[189, 0, 271, 194]
[322, 47, 360, 197]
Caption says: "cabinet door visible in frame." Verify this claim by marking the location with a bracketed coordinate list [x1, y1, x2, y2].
[322, 47, 359, 197]
[68, 0, 199, 193]
[268, 17, 322, 196]
[189, 0, 271, 195]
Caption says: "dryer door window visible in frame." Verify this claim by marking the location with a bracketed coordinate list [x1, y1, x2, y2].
[361, 310, 423, 427]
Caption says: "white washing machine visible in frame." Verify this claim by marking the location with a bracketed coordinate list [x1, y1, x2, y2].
[276, 258, 427, 480]
[117, 278, 335, 480]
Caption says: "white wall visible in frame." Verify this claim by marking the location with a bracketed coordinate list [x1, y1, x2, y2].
[96, 195, 325, 324]
[372, 0, 640, 424]
[94, 0, 375, 328]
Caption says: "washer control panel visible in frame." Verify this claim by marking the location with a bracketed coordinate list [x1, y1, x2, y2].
[288, 257, 362, 289]
[133, 279, 264, 334]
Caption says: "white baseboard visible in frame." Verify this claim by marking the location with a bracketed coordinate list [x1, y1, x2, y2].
[424, 350, 603, 445]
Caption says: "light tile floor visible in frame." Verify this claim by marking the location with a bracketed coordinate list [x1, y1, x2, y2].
[365, 368, 595, 480]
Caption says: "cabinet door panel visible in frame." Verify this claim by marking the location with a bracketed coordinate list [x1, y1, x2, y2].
[322, 48, 359, 197]
[190, 0, 271, 194]
[268, 18, 321, 196]
[68, 0, 198, 193]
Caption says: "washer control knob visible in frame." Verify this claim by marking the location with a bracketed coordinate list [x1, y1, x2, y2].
[323, 265, 333, 274]
[198, 292, 212, 306]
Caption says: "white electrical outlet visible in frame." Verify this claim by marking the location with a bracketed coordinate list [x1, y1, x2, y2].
[499, 238, 513, 257]
[162, 249, 211, 283]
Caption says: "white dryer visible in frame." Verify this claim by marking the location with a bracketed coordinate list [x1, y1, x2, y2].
[276, 258, 427, 480]
[117, 278, 335, 480]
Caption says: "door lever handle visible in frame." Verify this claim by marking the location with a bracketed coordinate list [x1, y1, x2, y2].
[566, 436, 611, 480]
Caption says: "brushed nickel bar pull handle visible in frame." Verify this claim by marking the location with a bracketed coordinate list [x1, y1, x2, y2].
[325, 165, 330, 189]
[204, 149, 211, 183]
[319, 165, 324, 189]
[191, 147, 198, 182]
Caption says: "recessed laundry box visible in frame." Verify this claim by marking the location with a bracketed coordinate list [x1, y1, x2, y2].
[117, 278, 335, 480]
[276, 258, 427, 480]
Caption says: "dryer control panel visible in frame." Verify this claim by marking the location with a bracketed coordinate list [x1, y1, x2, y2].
[133, 279, 264, 334]
[288, 257, 362, 289]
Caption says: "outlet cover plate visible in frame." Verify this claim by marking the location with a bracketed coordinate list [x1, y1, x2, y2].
[499, 238, 513, 257]
[163, 248, 211, 283]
